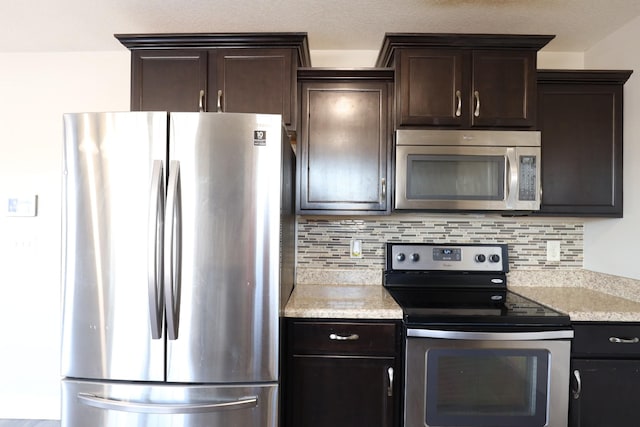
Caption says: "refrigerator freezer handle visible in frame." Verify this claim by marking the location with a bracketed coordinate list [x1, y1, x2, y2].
[148, 160, 165, 340]
[164, 160, 182, 340]
[77, 393, 258, 414]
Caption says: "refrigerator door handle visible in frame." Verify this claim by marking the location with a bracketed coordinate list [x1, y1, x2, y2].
[77, 392, 258, 414]
[148, 160, 165, 340]
[164, 160, 182, 341]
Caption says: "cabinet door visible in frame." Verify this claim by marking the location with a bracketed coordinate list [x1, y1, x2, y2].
[289, 355, 396, 427]
[537, 83, 623, 216]
[570, 359, 640, 427]
[214, 48, 294, 127]
[298, 82, 390, 213]
[397, 49, 466, 127]
[131, 50, 207, 112]
[471, 50, 536, 128]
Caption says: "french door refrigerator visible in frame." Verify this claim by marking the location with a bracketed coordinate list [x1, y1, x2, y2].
[61, 111, 295, 427]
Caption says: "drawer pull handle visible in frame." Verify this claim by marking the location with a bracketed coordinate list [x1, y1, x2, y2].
[329, 333, 359, 341]
[387, 367, 394, 397]
[609, 336, 640, 344]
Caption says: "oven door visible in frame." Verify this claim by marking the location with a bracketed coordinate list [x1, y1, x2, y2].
[395, 145, 540, 211]
[405, 329, 572, 427]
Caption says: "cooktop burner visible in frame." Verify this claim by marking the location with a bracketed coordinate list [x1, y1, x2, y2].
[383, 242, 571, 328]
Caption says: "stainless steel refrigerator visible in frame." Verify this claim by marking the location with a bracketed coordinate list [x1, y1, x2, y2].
[61, 112, 295, 427]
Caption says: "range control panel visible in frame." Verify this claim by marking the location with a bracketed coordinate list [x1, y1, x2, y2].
[387, 243, 508, 273]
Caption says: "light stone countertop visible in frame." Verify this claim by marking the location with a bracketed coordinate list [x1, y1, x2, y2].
[284, 283, 403, 319]
[287, 268, 640, 322]
[510, 286, 640, 322]
[509, 269, 640, 322]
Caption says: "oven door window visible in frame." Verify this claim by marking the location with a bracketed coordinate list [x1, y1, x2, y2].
[425, 348, 549, 427]
[407, 154, 505, 201]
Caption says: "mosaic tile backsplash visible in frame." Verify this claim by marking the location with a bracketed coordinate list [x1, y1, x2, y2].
[297, 215, 583, 270]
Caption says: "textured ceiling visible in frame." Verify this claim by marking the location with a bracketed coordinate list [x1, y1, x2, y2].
[2, 0, 640, 54]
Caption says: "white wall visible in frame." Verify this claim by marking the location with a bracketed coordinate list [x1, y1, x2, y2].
[582, 16, 640, 280]
[537, 51, 584, 69]
[0, 51, 130, 419]
[311, 49, 379, 67]
[309, 49, 587, 69]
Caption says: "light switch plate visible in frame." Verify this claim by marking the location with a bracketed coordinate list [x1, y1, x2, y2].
[6, 195, 38, 217]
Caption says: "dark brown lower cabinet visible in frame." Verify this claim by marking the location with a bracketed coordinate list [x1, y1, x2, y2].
[289, 356, 395, 427]
[284, 320, 402, 427]
[570, 359, 640, 427]
[570, 322, 640, 427]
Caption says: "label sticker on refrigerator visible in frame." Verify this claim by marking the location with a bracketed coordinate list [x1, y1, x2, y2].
[253, 130, 266, 146]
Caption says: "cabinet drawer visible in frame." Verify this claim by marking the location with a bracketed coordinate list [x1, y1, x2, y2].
[573, 323, 640, 357]
[290, 321, 398, 356]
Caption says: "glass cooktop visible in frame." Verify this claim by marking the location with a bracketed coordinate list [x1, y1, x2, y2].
[390, 289, 571, 328]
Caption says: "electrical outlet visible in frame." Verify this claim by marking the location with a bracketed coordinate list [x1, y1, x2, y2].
[350, 239, 363, 258]
[547, 241, 561, 262]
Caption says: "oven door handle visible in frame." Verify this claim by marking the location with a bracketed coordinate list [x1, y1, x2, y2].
[407, 329, 574, 340]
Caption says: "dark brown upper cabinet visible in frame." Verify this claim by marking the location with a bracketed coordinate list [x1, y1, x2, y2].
[129, 50, 208, 112]
[376, 34, 554, 129]
[537, 70, 632, 217]
[213, 48, 294, 124]
[116, 33, 311, 132]
[297, 68, 393, 215]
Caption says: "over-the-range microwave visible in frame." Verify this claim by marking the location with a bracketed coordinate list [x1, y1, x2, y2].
[395, 130, 541, 211]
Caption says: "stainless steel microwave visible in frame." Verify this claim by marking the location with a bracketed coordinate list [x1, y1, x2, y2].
[395, 130, 541, 211]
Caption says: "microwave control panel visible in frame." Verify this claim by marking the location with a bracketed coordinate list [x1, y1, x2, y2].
[518, 155, 537, 201]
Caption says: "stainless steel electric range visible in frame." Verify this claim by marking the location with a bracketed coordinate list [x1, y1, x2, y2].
[383, 242, 573, 427]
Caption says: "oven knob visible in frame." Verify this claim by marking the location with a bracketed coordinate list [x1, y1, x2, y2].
[410, 253, 420, 262]
[475, 254, 486, 263]
[489, 254, 501, 263]
[396, 253, 406, 262]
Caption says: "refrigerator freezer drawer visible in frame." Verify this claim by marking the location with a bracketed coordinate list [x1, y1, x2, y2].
[62, 379, 277, 427]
